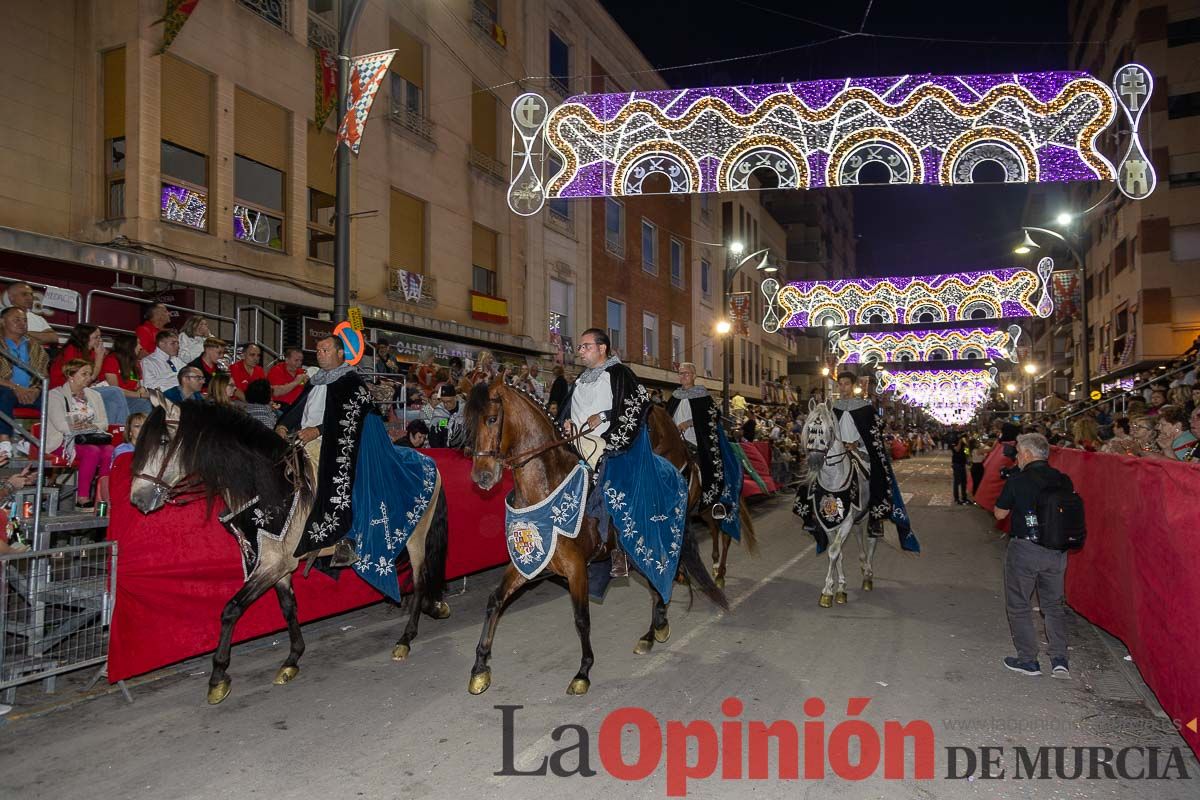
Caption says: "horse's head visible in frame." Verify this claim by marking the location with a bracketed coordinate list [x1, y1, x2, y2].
[803, 397, 837, 471]
[130, 392, 186, 513]
[465, 379, 509, 491]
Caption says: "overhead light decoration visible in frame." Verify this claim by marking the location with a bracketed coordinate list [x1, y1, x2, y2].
[832, 325, 1023, 364]
[504, 67, 1164, 216]
[762, 260, 1054, 331]
[876, 367, 997, 423]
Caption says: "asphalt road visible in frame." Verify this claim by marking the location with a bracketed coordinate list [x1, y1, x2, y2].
[1, 453, 1195, 799]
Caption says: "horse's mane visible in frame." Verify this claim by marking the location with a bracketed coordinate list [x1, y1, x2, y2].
[134, 403, 304, 512]
[464, 379, 579, 458]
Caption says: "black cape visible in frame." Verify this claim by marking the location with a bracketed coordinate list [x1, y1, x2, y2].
[666, 390, 725, 510]
[556, 360, 649, 455]
[277, 370, 374, 555]
[833, 398, 894, 523]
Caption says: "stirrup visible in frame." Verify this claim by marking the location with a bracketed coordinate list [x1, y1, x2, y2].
[710, 502, 727, 520]
[329, 539, 360, 568]
[609, 548, 629, 578]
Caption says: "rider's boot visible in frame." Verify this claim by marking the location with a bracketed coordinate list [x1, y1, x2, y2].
[330, 538, 360, 568]
[609, 546, 629, 578]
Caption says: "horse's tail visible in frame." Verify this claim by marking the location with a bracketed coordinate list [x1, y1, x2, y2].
[419, 484, 450, 604]
[738, 503, 759, 556]
[678, 523, 729, 612]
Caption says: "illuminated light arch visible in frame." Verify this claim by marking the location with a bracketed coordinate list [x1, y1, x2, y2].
[719, 137, 809, 191]
[858, 303, 896, 325]
[613, 141, 702, 196]
[942, 127, 1038, 185]
[809, 303, 850, 328]
[835, 327, 1018, 364]
[960, 297, 1003, 320]
[828, 130, 922, 186]
[960, 346, 985, 359]
[906, 302, 949, 324]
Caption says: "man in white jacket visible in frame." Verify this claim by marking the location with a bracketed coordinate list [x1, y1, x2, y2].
[141, 330, 187, 393]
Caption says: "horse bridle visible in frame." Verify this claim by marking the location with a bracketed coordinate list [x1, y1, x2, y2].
[133, 416, 205, 506]
[472, 393, 592, 470]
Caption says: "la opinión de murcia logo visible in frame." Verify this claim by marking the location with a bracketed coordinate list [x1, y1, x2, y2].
[495, 699, 1192, 797]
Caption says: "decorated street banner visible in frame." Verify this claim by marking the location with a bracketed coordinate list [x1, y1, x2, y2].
[1051, 270, 1081, 320]
[315, 48, 338, 130]
[729, 292, 752, 336]
[153, 0, 200, 54]
[336, 49, 397, 156]
[389, 268, 424, 303]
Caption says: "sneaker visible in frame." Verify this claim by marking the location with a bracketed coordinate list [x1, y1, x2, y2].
[1003, 656, 1042, 676]
[1051, 658, 1070, 679]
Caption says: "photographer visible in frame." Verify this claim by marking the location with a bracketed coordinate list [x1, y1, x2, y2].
[993, 433, 1071, 679]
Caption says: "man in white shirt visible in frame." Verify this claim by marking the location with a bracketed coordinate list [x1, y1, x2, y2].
[4, 283, 58, 347]
[141, 330, 187, 393]
[526, 363, 546, 404]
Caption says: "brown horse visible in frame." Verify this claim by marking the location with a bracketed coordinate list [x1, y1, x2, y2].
[464, 380, 729, 696]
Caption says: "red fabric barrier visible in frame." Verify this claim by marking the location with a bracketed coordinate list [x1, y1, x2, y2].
[973, 446, 1200, 758]
[740, 440, 778, 496]
[107, 449, 510, 682]
[972, 443, 1013, 513]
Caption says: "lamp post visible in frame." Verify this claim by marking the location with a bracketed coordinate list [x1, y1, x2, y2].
[720, 243, 772, 419]
[1017, 223, 1090, 398]
[333, 0, 369, 323]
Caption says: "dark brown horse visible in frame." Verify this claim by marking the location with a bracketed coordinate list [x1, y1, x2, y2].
[464, 379, 728, 696]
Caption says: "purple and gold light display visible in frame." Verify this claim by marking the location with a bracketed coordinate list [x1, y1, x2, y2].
[505, 69, 1155, 215]
[877, 368, 997, 424]
[834, 325, 1022, 364]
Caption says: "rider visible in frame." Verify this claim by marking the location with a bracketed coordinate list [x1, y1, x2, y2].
[833, 368, 892, 535]
[558, 328, 651, 576]
[666, 362, 728, 518]
[275, 335, 368, 567]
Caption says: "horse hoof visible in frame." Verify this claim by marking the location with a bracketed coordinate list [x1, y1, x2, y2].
[207, 679, 232, 705]
[862, 578, 874, 592]
[634, 638, 653, 656]
[835, 591, 848, 605]
[714, 575, 726, 589]
[818, 594, 833, 608]
[468, 670, 492, 695]
[273, 666, 299, 685]
[426, 601, 451, 620]
[567, 677, 590, 695]
[653, 622, 671, 643]
[392, 643, 410, 662]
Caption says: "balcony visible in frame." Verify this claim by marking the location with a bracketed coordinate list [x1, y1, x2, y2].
[470, 1, 506, 49]
[307, 11, 338, 51]
[390, 104, 436, 145]
[387, 269, 436, 308]
[238, 0, 289, 31]
[546, 206, 574, 237]
[469, 147, 506, 182]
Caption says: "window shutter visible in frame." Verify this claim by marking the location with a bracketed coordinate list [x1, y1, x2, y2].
[472, 223, 497, 270]
[307, 123, 336, 196]
[161, 56, 212, 154]
[389, 22, 424, 89]
[235, 88, 288, 170]
[390, 189, 425, 273]
[103, 48, 125, 140]
[471, 85, 497, 158]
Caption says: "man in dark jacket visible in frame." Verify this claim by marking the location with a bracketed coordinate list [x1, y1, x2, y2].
[994, 432, 1071, 679]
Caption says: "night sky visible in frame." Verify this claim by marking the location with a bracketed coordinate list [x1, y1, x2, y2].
[599, 0, 1072, 277]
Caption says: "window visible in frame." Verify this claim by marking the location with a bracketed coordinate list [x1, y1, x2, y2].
[642, 312, 659, 362]
[471, 0, 498, 35]
[703, 343, 713, 378]
[1169, 152, 1200, 188]
[547, 153, 570, 220]
[472, 223, 499, 295]
[390, 23, 425, 115]
[1170, 224, 1200, 262]
[238, 0, 289, 30]
[159, 56, 211, 231]
[1168, 17, 1200, 47]
[234, 88, 288, 251]
[102, 48, 125, 219]
[307, 122, 337, 263]
[670, 239, 684, 288]
[471, 83, 499, 163]
[549, 278, 573, 339]
[671, 323, 685, 367]
[605, 198, 624, 255]
[642, 220, 658, 274]
[606, 299, 625, 354]
[700, 258, 712, 300]
[389, 189, 425, 273]
[549, 31, 570, 96]
[1167, 92, 1200, 120]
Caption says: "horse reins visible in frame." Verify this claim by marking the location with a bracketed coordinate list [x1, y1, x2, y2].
[472, 394, 594, 470]
[133, 417, 206, 505]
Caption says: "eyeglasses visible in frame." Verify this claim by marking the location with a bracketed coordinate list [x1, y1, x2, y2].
[577, 342, 598, 351]
[183, 374, 204, 380]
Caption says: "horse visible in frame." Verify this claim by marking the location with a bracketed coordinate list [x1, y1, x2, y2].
[463, 380, 730, 696]
[129, 396, 450, 704]
[797, 399, 879, 607]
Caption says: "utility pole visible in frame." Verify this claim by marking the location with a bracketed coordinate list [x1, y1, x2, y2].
[333, 0, 368, 323]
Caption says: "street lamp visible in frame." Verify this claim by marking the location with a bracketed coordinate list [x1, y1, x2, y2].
[1023, 363, 1038, 375]
[1005, 382, 1018, 393]
[720, 242, 772, 419]
[1016, 224, 1091, 397]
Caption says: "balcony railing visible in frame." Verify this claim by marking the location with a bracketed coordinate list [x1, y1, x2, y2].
[307, 11, 338, 51]
[471, 1, 506, 48]
[238, 0, 289, 31]
[391, 103, 435, 143]
[469, 147, 506, 181]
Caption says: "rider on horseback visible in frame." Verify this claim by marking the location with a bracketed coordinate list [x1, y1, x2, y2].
[833, 368, 892, 535]
[667, 363, 728, 520]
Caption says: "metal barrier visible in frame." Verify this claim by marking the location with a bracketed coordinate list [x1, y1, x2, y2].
[234, 305, 283, 361]
[81, 288, 237, 339]
[0, 272, 82, 337]
[0, 542, 117, 700]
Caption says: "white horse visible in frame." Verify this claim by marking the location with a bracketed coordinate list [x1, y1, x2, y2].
[796, 399, 880, 607]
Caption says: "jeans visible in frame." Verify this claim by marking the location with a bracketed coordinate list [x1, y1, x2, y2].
[1004, 538, 1069, 663]
[952, 463, 968, 503]
[0, 386, 40, 436]
[92, 384, 130, 428]
[125, 396, 153, 417]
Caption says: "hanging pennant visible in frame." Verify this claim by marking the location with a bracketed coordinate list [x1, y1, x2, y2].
[153, 0, 200, 54]
[729, 293, 752, 336]
[314, 47, 338, 130]
[335, 49, 397, 156]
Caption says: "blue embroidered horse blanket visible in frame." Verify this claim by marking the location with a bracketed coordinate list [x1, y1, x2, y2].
[504, 462, 589, 580]
[601, 426, 689, 603]
[717, 426, 743, 541]
[348, 414, 438, 602]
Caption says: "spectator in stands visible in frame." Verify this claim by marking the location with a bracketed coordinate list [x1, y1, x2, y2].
[1069, 417, 1100, 451]
[50, 324, 104, 388]
[741, 407, 757, 441]
[1101, 418, 1135, 455]
[267, 346, 308, 412]
[462, 350, 496, 392]
[111, 411, 147, 464]
[242, 378, 278, 429]
[46, 359, 113, 511]
[373, 340, 402, 375]
[1188, 386, 1200, 416]
[1146, 387, 1167, 417]
[207, 372, 236, 406]
[526, 363, 546, 404]
[395, 419, 428, 448]
[178, 315, 213, 364]
[547, 365, 569, 416]
[187, 337, 225, 390]
[3, 282, 59, 347]
[423, 384, 465, 448]
[1150, 405, 1197, 462]
[163, 366, 206, 404]
[102, 334, 151, 415]
[0, 307, 48, 453]
[136, 303, 171, 357]
[229, 343, 265, 401]
[413, 348, 439, 398]
[141, 329, 186, 393]
[1187, 407, 1200, 462]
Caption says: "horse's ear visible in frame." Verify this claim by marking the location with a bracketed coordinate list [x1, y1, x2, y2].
[152, 390, 180, 423]
[808, 397, 818, 413]
[149, 389, 164, 410]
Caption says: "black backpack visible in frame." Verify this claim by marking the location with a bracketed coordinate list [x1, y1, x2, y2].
[1035, 472, 1087, 551]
